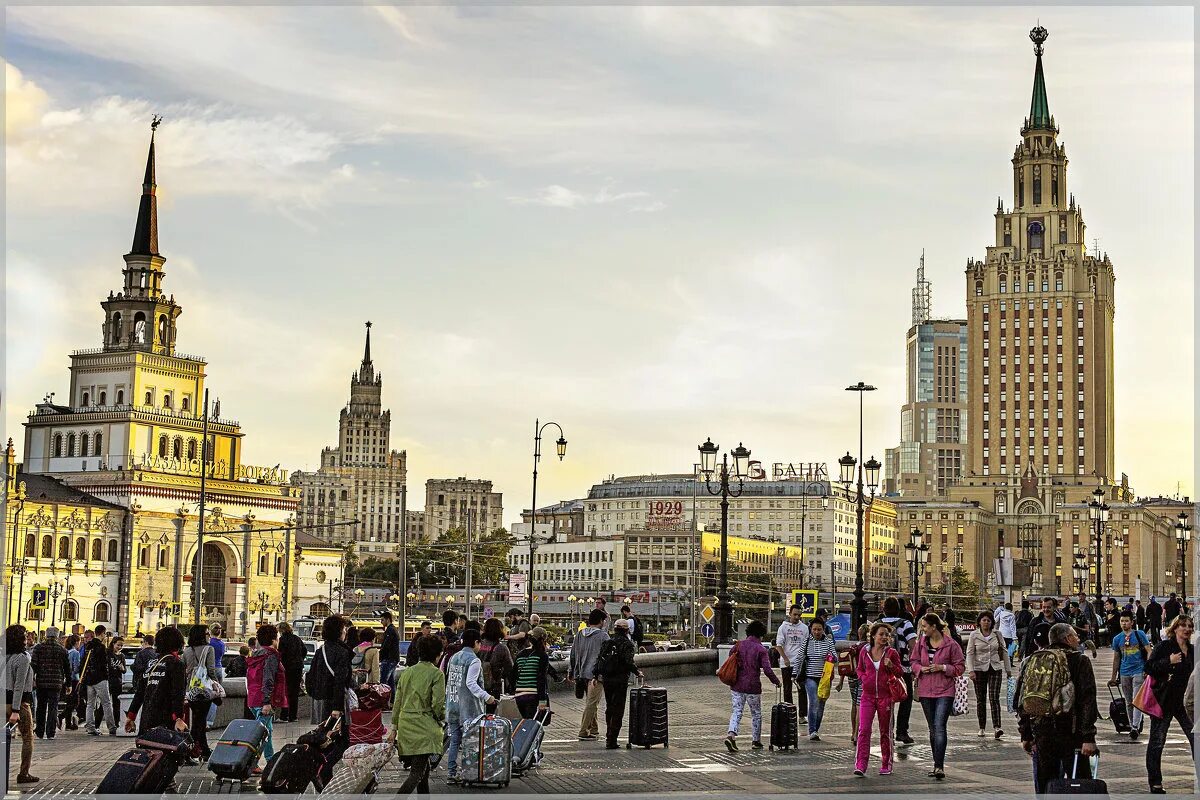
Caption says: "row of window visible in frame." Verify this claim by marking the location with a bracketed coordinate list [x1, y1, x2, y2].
[25, 534, 119, 562]
[52, 431, 103, 458]
[157, 435, 212, 461]
[25, 599, 110, 624]
[134, 544, 284, 575]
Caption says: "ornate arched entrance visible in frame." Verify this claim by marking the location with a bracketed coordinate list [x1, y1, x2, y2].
[190, 541, 232, 626]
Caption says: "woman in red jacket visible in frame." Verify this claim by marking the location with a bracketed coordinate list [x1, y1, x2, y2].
[911, 613, 966, 781]
[853, 622, 903, 777]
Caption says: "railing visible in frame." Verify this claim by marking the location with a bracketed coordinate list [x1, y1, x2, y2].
[28, 404, 239, 428]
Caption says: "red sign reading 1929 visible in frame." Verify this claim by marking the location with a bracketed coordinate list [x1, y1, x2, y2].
[647, 500, 685, 529]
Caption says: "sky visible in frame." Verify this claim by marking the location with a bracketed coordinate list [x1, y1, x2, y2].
[4, 6, 1194, 524]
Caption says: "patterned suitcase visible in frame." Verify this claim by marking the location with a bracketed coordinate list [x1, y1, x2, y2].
[208, 718, 268, 782]
[321, 743, 392, 795]
[97, 748, 176, 794]
[461, 714, 512, 787]
[769, 686, 798, 752]
[627, 680, 669, 749]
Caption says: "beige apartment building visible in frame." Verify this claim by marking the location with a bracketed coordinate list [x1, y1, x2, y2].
[425, 478, 503, 540]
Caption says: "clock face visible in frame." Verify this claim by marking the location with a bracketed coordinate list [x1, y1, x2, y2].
[1027, 221, 1045, 235]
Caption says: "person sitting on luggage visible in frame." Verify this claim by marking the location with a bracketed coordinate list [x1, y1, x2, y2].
[246, 624, 289, 773]
[125, 626, 188, 738]
[1016, 623, 1098, 795]
[723, 619, 781, 752]
[510, 627, 555, 720]
[1107, 610, 1151, 740]
[388, 635, 446, 796]
[443, 630, 497, 785]
[599, 618, 643, 750]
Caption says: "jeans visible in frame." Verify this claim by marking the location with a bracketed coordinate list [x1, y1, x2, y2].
[919, 695, 953, 769]
[85, 682, 115, 733]
[252, 707, 275, 761]
[603, 680, 628, 746]
[804, 678, 826, 735]
[728, 691, 763, 741]
[34, 690, 60, 738]
[445, 715, 464, 777]
[1032, 737, 1091, 794]
[973, 669, 1003, 729]
[781, 666, 808, 717]
[1118, 674, 1146, 731]
[398, 753, 431, 795]
[894, 673, 914, 737]
[578, 679, 603, 737]
[855, 693, 894, 772]
[1146, 706, 1194, 788]
[515, 695, 539, 720]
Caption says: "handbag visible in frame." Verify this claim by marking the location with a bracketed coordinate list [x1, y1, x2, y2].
[717, 644, 739, 687]
[1132, 674, 1165, 719]
[886, 671, 909, 704]
[951, 674, 971, 716]
[816, 654, 835, 701]
[321, 646, 358, 712]
[186, 646, 215, 704]
[797, 636, 811, 681]
[574, 677, 588, 699]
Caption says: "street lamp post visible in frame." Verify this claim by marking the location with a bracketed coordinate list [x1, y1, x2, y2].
[903, 527, 930, 610]
[1088, 487, 1111, 606]
[697, 437, 752, 645]
[1072, 546, 1087, 594]
[843, 381, 879, 634]
[1175, 512, 1192, 597]
[527, 419, 567, 617]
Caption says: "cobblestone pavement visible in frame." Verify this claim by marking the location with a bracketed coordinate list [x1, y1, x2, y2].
[9, 650, 1196, 795]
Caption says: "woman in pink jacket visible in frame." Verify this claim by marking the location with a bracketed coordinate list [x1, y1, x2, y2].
[853, 622, 903, 777]
[911, 613, 965, 781]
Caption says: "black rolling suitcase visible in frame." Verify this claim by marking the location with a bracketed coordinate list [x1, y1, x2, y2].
[261, 742, 327, 794]
[208, 718, 268, 783]
[1106, 685, 1130, 733]
[1046, 752, 1108, 795]
[627, 678, 668, 749]
[769, 686, 798, 751]
[96, 726, 193, 794]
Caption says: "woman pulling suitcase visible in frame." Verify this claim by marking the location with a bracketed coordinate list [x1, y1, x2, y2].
[722, 620, 781, 752]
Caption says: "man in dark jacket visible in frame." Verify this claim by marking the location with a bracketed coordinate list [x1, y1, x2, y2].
[1017, 623, 1099, 794]
[379, 612, 400, 689]
[130, 635, 157, 696]
[1145, 596, 1164, 642]
[80, 625, 115, 736]
[1021, 597, 1066, 658]
[277, 622, 307, 722]
[1162, 593, 1181, 625]
[599, 618, 643, 750]
[30, 627, 71, 739]
[1015, 599, 1033, 655]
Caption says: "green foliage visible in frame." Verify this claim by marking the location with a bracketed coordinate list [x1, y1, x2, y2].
[347, 527, 514, 590]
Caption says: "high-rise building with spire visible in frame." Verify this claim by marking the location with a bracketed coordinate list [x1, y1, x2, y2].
[291, 324, 408, 555]
[883, 252, 968, 497]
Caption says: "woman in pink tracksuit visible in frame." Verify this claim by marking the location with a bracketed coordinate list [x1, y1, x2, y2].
[854, 622, 903, 777]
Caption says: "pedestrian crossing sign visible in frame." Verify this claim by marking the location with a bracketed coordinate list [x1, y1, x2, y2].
[789, 589, 819, 619]
[170, 602, 183, 617]
[30, 586, 48, 610]
[700, 604, 715, 624]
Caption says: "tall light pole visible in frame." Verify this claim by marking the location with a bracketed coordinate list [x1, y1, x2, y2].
[843, 381, 879, 633]
[1088, 487, 1111, 605]
[527, 419, 567, 617]
[903, 527, 929, 610]
[1175, 512, 1192, 597]
[697, 438, 751, 645]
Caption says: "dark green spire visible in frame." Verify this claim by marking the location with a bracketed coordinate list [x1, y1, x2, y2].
[130, 115, 162, 256]
[1027, 25, 1052, 130]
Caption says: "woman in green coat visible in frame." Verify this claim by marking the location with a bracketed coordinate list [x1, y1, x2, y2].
[388, 636, 446, 795]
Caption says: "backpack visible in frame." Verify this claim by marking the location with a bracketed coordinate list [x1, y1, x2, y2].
[1018, 648, 1075, 717]
[593, 640, 614, 678]
[305, 646, 327, 696]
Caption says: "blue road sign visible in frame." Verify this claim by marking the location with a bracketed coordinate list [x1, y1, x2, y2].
[789, 589, 820, 619]
[700, 622, 715, 638]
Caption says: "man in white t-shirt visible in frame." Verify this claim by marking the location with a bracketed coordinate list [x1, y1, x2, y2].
[773, 604, 810, 720]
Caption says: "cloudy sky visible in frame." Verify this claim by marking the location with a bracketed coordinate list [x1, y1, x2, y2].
[5, 6, 1193, 523]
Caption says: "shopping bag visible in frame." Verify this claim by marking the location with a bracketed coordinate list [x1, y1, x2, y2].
[816, 655, 834, 701]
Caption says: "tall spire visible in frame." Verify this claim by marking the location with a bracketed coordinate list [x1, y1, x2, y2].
[362, 321, 373, 368]
[355, 321, 378, 385]
[1027, 25, 1052, 130]
[129, 116, 162, 256]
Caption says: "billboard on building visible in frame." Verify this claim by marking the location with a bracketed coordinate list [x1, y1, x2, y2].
[646, 500, 686, 530]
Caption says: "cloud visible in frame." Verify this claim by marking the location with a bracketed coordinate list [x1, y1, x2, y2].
[5, 62, 49, 141]
[507, 181, 657, 211]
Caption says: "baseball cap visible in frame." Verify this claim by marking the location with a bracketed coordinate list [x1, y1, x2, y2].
[614, 618, 630, 630]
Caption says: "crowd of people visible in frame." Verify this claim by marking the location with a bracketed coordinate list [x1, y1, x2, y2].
[2, 591, 1194, 795]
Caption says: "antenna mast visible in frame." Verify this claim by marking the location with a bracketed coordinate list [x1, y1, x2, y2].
[912, 249, 932, 326]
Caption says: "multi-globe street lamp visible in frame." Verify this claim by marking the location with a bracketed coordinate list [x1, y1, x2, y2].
[1088, 487, 1112, 604]
[1072, 546, 1087, 594]
[697, 437, 752, 644]
[903, 527, 930, 609]
[1175, 512, 1192, 596]
[527, 419, 567, 616]
[841, 381, 879, 634]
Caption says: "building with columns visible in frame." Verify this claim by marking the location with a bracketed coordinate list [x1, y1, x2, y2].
[6, 125, 336, 636]
[291, 323, 409, 556]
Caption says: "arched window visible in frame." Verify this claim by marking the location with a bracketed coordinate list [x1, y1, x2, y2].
[23, 533, 34, 557]
[116, 390, 124, 406]
[172, 437, 183, 460]
[159, 436, 168, 457]
[66, 433, 76, 456]
[163, 393, 173, 410]
[138, 546, 149, 568]
[62, 600, 78, 622]
[41, 536, 52, 558]
[187, 440, 197, 461]
[1032, 165, 1042, 205]
[182, 397, 190, 413]
[107, 540, 118, 562]
[145, 391, 153, 406]
[157, 315, 168, 345]
[259, 554, 269, 574]
[94, 433, 103, 456]
[275, 556, 283, 575]
[111, 312, 122, 343]
[91, 539, 102, 561]
[309, 602, 331, 618]
[53, 435, 63, 458]
[94, 601, 110, 623]
[82, 392, 90, 407]
[57, 536, 69, 560]
[75, 537, 86, 561]
[99, 391, 106, 406]
[133, 311, 147, 344]
[80, 433, 89, 457]
[158, 547, 169, 569]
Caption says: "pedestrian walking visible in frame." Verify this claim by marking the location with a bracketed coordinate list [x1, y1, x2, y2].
[877, 597, 918, 745]
[1102, 598, 1121, 648]
[1135, 600, 1147, 632]
[1015, 623, 1098, 795]
[480, 617, 514, 706]
[598, 618, 642, 749]
[993, 603, 1018, 652]
[510, 627, 553, 719]
[205, 624, 226, 729]
[388, 635, 446, 796]
[183, 625, 218, 760]
[835, 624, 870, 744]
[277, 622, 306, 722]
[80, 625, 115, 736]
[106, 636, 126, 724]
[965, 611, 1011, 739]
[125, 627, 188, 738]
[722, 620, 781, 752]
[1014, 599, 1033, 658]
[568, 609, 609, 741]
[1144, 614, 1195, 794]
[30, 627, 69, 741]
[63, 634, 81, 730]
[379, 612, 401, 689]
[307, 614, 354, 751]
[911, 613, 966, 780]
[1020, 597, 1064, 657]
[773, 604, 811, 723]
[1161, 594, 1181, 628]
[1145, 596, 1163, 643]
[1108, 609, 1151, 740]
[130, 634, 156, 699]
[5, 625, 40, 784]
[853, 622, 902, 777]
[246, 624, 288, 772]
[800, 617, 836, 741]
[444, 630, 496, 784]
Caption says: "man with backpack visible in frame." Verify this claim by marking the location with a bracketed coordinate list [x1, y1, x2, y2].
[1016, 623, 1098, 794]
[595, 618, 642, 750]
[1108, 610, 1151, 740]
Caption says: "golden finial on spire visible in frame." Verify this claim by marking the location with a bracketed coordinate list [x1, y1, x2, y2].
[1030, 25, 1048, 57]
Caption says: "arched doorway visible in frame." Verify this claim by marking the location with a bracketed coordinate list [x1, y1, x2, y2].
[191, 542, 229, 617]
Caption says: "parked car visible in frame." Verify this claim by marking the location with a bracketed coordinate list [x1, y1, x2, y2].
[653, 640, 687, 652]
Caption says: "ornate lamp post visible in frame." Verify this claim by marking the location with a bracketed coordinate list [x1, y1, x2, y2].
[1088, 487, 1111, 604]
[697, 437, 752, 644]
[527, 419, 567, 617]
[1072, 546, 1087, 594]
[1175, 512, 1192, 597]
[842, 381, 879, 633]
[903, 527, 930, 610]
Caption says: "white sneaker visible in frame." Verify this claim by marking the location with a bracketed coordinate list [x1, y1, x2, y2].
[978, 728, 986, 737]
